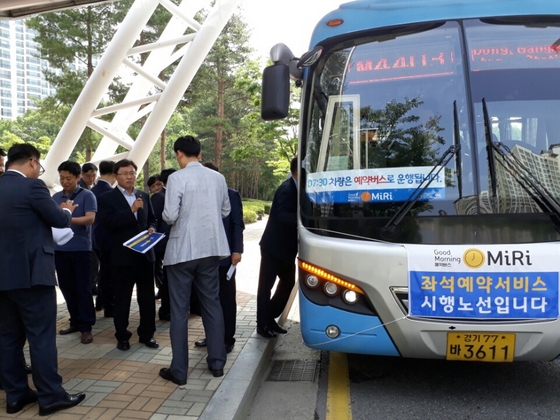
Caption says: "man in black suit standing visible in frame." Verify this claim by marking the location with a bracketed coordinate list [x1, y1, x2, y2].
[91, 160, 116, 317]
[150, 168, 176, 321]
[195, 162, 244, 353]
[97, 159, 159, 351]
[256, 156, 298, 338]
[0, 146, 6, 176]
[0, 144, 86, 415]
[78, 162, 97, 189]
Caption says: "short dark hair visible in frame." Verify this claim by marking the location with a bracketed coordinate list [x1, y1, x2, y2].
[147, 174, 161, 187]
[174, 135, 200, 157]
[202, 161, 219, 172]
[98, 160, 115, 175]
[290, 156, 298, 175]
[7, 144, 40, 166]
[160, 168, 176, 184]
[113, 159, 137, 174]
[57, 161, 81, 176]
[0, 147, 6, 157]
[82, 162, 98, 173]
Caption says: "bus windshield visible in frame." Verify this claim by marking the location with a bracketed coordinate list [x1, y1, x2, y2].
[302, 18, 560, 244]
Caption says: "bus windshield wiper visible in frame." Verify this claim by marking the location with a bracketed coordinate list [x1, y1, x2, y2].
[482, 98, 498, 203]
[491, 143, 560, 232]
[382, 143, 460, 237]
[453, 100, 463, 199]
[482, 99, 560, 231]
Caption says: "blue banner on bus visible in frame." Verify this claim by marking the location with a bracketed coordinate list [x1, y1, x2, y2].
[306, 167, 445, 204]
[406, 244, 560, 319]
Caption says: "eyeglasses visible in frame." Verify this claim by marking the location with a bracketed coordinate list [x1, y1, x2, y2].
[117, 172, 137, 177]
[30, 158, 45, 176]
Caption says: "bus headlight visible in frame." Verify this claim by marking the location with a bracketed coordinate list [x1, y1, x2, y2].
[325, 325, 340, 338]
[324, 282, 339, 297]
[342, 290, 359, 305]
[305, 275, 320, 289]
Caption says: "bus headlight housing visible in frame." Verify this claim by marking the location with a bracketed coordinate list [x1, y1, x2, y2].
[324, 282, 339, 297]
[305, 275, 320, 289]
[342, 290, 359, 305]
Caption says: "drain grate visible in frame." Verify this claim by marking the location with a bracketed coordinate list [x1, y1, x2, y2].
[267, 360, 319, 382]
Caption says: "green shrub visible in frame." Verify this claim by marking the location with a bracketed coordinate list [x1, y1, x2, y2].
[243, 209, 258, 224]
[264, 203, 271, 214]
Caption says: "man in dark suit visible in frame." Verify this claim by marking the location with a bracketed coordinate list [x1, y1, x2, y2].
[0, 146, 6, 176]
[78, 162, 97, 190]
[195, 162, 244, 353]
[91, 160, 116, 317]
[256, 156, 298, 338]
[78, 162, 99, 297]
[0, 144, 85, 415]
[150, 168, 176, 321]
[97, 159, 159, 351]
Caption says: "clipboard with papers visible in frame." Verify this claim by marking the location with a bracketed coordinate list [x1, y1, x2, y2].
[123, 230, 165, 254]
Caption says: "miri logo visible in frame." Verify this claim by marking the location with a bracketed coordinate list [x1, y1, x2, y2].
[463, 248, 485, 269]
[463, 248, 533, 269]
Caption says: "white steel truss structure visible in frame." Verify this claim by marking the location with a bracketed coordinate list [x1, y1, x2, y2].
[41, 0, 241, 188]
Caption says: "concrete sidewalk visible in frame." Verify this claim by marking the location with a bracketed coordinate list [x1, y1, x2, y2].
[0, 218, 278, 419]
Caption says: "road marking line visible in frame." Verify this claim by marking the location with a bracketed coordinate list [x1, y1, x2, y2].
[326, 352, 352, 420]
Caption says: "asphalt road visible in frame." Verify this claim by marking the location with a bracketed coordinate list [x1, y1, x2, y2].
[316, 352, 560, 420]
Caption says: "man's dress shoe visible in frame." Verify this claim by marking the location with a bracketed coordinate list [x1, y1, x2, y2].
[194, 338, 207, 347]
[139, 338, 159, 348]
[269, 321, 288, 334]
[257, 325, 277, 338]
[209, 367, 224, 377]
[159, 368, 186, 385]
[81, 331, 93, 344]
[59, 326, 79, 335]
[38, 392, 85, 416]
[226, 344, 234, 354]
[6, 389, 38, 414]
[117, 340, 130, 351]
[25, 364, 32, 374]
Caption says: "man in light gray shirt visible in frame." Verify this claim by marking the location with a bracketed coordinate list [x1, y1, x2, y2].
[159, 135, 231, 386]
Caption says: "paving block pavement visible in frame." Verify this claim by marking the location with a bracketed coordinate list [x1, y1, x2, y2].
[0, 218, 281, 420]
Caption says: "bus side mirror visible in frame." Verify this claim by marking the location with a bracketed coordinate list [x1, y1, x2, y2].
[261, 63, 290, 120]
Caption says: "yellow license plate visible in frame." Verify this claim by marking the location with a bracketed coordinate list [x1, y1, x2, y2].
[446, 332, 515, 362]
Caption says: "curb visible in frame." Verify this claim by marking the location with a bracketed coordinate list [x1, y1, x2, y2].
[200, 284, 299, 420]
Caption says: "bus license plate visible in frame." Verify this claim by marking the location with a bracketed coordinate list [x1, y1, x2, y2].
[446, 333, 515, 362]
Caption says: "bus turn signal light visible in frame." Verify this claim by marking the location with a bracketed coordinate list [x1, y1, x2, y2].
[299, 260, 364, 295]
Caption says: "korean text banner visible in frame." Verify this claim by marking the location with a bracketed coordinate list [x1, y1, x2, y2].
[306, 167, 445, 204]
[406, 244, 559, 319]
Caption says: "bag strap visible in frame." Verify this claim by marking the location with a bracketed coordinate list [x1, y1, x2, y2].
[69, 187, 83, 201]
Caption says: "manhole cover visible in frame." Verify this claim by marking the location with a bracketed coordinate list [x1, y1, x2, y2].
[267, 360, 319, 382]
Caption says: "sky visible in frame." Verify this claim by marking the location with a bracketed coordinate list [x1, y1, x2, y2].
[240, 0, 343, 61]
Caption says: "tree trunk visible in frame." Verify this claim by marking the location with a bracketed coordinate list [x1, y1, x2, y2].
[215, 78, 225, 168]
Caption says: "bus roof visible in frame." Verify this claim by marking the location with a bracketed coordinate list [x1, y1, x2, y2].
[311, 0, 560, 49]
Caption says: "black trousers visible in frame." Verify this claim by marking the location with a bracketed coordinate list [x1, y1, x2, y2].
[112, 259, 156, 342]
[55, 250, 95, 332]
[96, 248, 114, 316]
[219, 265, 237, 346]
[256, 248, 295, 328]
[0, 286, 66, 407]
[156, 252, 170, 320]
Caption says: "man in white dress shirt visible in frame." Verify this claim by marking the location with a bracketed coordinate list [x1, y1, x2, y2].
[158, 135, 231, 386]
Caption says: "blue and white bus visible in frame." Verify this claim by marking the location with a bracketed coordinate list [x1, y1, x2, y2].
[261, 0, 560, 362]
